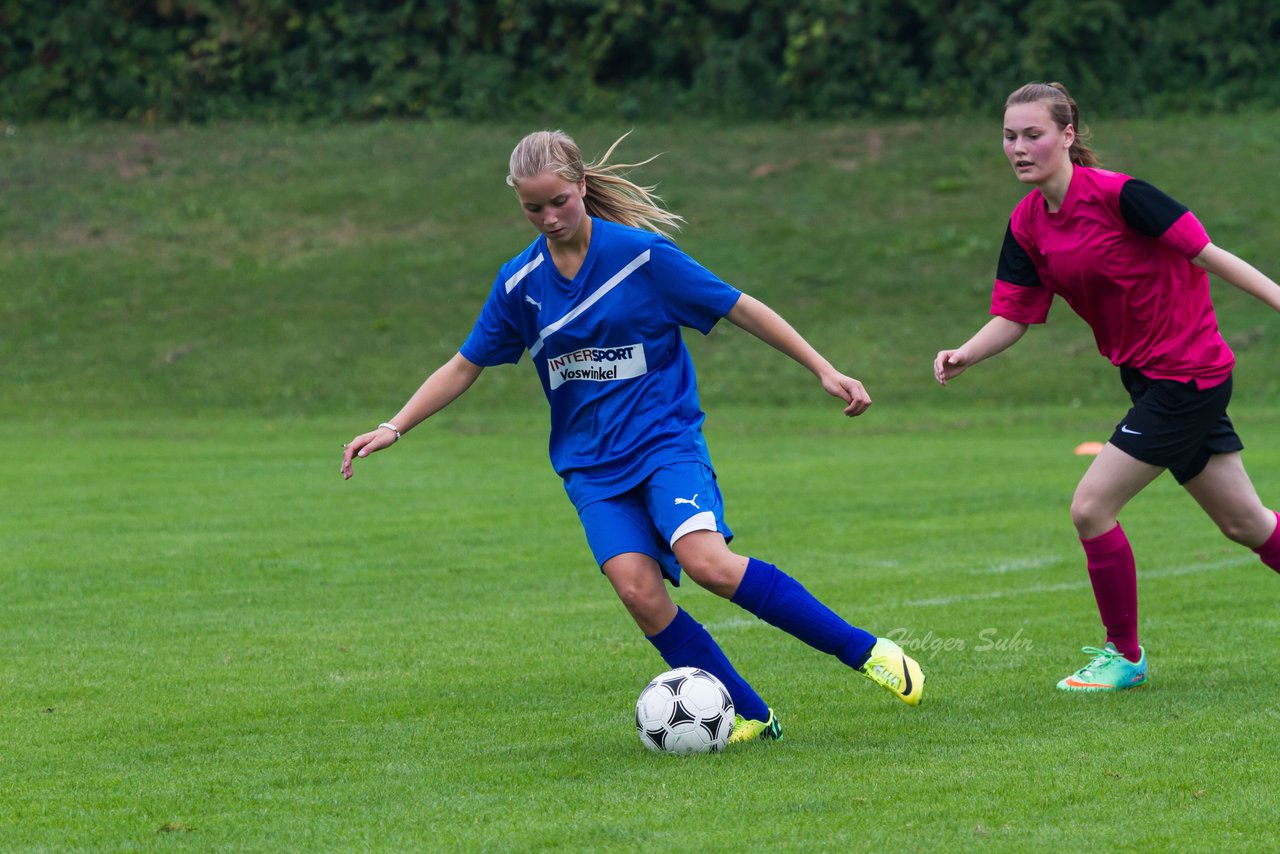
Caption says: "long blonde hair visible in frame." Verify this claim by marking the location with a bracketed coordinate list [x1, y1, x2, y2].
[1005, 82, 1101, 168]
[506, 130, 685, 236]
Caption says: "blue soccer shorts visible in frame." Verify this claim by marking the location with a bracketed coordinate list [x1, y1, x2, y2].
[577, 462, 733, 584]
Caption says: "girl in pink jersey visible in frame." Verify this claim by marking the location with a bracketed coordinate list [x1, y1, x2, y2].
[934, 82, 1280, 691]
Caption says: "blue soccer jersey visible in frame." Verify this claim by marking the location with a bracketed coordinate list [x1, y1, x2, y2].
[460, 218, 742, 509]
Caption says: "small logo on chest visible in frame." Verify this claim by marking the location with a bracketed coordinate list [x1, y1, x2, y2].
[525, 295, 542, 311]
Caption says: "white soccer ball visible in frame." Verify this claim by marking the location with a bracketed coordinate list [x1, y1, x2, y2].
[635, 667, 735, 755]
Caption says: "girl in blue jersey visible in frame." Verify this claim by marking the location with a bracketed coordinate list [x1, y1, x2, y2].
[342, 130, 925, 741]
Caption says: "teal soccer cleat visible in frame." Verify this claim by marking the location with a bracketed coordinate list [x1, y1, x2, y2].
[1056, 643, 1147, 692]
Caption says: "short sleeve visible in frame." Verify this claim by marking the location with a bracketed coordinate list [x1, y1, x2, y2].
[646, 237, 742, 334]
[1119, 178, 1210, 259]
[990, 222, 1053, 324]
[459, 274, 527, 366]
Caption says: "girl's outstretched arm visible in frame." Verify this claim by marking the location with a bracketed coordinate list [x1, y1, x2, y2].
[933, 316, 1030, 386]
[725, 293, 871, 416]
[341, 352, 485, 479]
[1193, 243, 1280, 312]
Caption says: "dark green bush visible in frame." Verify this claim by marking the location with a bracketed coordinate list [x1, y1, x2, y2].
[3, 0, 1279, 121]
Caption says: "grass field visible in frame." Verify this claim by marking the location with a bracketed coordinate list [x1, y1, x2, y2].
[4, 117, 1280, 850]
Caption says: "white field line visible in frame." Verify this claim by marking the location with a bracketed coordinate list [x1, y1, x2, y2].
[903, 554, 1257, 607]
[703, 616, 764, 633]
[968, 556, 1061, 575]
[700, 555, 1259, 631]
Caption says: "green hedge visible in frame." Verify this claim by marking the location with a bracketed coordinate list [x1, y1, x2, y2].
[4, 0, 1280, 121]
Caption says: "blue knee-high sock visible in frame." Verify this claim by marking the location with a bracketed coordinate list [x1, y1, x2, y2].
[646, 608, 770, 721]
[731, 557, 876, 669]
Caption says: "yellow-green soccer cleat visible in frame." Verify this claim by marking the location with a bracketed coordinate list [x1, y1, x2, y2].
[1056, 643, 1147, 692]
[728, 707, 783, 745]
[860, 637, 925, 706]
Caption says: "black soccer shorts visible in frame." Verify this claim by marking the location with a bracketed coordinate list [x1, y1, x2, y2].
[1109, 367, 1243, 484]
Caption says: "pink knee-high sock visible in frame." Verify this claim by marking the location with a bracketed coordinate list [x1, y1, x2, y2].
[1081, 523, 1141, 662]
[1253, 511, 1280, 573]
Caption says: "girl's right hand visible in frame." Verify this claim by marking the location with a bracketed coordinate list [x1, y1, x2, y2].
[340, 428, 398, 480]
[933, 349, 969, 386]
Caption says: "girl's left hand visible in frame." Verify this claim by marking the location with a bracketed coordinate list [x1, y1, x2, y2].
[822, 372, 872, 417]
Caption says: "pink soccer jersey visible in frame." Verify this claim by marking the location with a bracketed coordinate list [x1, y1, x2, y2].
[990, 166, 1234, 387]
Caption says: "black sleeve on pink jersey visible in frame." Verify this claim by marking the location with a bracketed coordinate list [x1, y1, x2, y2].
[1119, 178, 1190, 238]
[995, 222, 1041, 287]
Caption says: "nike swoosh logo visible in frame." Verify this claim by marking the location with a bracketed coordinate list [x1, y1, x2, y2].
[899, 654, 913, 696]
[1120, 425, 1142, 435]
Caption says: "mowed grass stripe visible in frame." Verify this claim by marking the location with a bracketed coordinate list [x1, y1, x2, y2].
[3, 410, 1279, 849]
[4, 116, 1279, 849]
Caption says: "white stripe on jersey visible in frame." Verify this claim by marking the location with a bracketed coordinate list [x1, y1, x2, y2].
[504, 253, 545, 293]
[529, 249, 650, 356]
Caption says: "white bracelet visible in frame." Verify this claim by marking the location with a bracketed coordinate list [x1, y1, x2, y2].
[377, 422, 402, 440]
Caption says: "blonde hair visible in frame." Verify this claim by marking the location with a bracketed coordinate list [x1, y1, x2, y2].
[1005, 82, 1101, 168]
[506, 130, 684, 236]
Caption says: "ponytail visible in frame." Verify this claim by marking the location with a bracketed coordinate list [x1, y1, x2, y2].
[507, 130, 684, 236]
